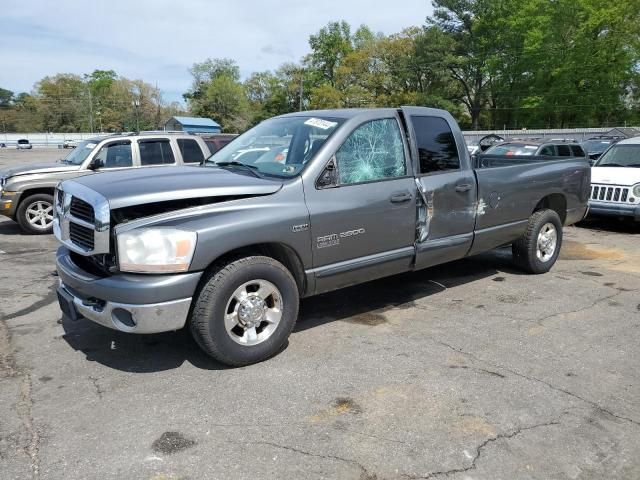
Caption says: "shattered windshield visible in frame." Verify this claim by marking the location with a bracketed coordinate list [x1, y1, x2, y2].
[595, 145, 640, 167]
[204, 116, 344, 178]
[60, 140, 98, 165]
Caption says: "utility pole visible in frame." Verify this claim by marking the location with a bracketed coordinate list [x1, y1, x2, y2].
[132, 99, 140, 132]
[155, 81, 161, 129]
[299, 70, 304, 112]
[86, 85, 94, 133]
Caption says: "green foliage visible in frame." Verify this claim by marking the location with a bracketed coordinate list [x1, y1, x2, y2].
[185, 58, 250, 131]
[4, 2, 640, 133]
[307, 21, 353, 85]
[201, 75, 249, 133]
[0, 70, 184, 133]
[0, 88, 13, 107]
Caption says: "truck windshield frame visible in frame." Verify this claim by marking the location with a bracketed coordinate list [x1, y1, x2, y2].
[203, 116, 345, 178]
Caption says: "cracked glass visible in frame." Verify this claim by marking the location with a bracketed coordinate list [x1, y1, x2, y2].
[336, 118, 406, 185]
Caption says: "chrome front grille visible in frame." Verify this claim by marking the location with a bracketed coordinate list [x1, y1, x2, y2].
[69, 222, 95, 250]
[53, 183, 110, 256]
[70, 197, 95, 224]
[590, 185, 630, 203]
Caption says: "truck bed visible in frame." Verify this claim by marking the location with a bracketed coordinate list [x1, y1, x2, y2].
[474, 154, 587, 169]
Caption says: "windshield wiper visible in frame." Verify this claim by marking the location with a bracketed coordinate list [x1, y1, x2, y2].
[214, 161, 262, 178]
[597, 163, 624, 167]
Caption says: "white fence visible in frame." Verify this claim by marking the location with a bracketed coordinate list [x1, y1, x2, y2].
[0, 133, 109, 148]
[2, 126, 639, 148]
[462, 127, 638, 143]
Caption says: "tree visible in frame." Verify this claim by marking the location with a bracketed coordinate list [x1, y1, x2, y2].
[199, 75, 249, 133]
[35, 74, 87, 132]
[184, 58, 240, 108]
[307, 21, 353, 86]
[309, 83, 343, 109]
[0, 88, 13, 107]
[427, 0, 496, 130]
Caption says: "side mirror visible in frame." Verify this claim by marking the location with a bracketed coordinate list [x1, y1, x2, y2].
[316, 157, 338, 188]
[89, 158, 104, 170]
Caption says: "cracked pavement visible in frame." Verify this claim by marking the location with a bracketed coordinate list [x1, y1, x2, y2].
[1, 149, 639, 479]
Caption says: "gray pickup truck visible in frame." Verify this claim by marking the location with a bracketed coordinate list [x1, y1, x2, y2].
[53, 107, 590, 366]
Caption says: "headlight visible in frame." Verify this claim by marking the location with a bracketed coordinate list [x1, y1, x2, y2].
[633, 184, 640, 197]
[117, 228, 197, 273]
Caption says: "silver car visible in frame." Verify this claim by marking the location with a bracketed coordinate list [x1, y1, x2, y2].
[0, 132, 211, 234]
[16, 139, 32, 150]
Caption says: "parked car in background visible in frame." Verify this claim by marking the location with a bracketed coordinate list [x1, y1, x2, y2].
[52, 107, 589, 366]
[63, 139, 78, 149]
[581, 136, 623, 164]
[0, 132, 211, 234]
[588, 137, 640, 221]
[200, 133, 237, 154]
[484, 139, 586, 158]
[16, 139, 32, 150]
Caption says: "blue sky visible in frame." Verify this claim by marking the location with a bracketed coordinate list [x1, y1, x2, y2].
[1, 0, 433, 105]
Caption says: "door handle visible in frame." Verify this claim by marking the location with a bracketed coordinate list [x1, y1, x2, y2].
[390, 191, 412, 203]
[455, 183, 472, 193]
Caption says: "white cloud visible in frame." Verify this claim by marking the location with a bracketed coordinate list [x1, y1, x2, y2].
[0, 0, 433, 103]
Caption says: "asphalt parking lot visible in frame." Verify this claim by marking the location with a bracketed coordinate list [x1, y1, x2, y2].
[1, 149, 639, 480]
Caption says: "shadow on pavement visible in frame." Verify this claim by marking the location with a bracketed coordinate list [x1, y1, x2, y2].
[576, 217, 640, 234]
[61, 318, 229, 373]
[61, 249, 518, 373]
[0, 221, 25, 236]
[296, 249, 514, 331]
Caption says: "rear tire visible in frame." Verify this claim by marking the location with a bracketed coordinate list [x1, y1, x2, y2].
[16, 193, 55, 235]
[512, 209, 563, 274]
[190, 256, 299, 367]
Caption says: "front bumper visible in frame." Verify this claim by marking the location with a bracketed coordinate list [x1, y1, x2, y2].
[56, 247, 202, 333]
[588, 201, 640, 221]
[0, 191, 20, 218]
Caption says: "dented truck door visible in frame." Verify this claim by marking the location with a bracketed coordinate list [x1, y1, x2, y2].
[304, 114, 417, 294]
[400, 107, 477, 270]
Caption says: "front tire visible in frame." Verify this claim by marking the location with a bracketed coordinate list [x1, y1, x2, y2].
[512, 209, 563, 274]
[190, 256, 299, 367]
[16, 193, 55, 235]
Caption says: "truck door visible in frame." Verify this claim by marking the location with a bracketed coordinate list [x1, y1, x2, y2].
[303, 115, 417, 294]
[401, 107, 477, 269]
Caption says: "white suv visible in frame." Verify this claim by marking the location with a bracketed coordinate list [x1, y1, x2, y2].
[588, 137, 640, 222]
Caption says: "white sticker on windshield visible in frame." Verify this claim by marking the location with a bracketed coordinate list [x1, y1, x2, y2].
[85, 143, 96, 149]
[304, 118, 337, 130]
[524, 146, 537, 149]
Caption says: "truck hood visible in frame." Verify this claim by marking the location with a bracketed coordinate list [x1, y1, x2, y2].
[591, 167, 640, 186]
[1, 162, 81, 178]
[63, 165, 283, 210]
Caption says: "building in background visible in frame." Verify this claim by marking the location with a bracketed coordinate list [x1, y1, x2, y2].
[605, 127, 640, 139]
[164, 116, 221, 134]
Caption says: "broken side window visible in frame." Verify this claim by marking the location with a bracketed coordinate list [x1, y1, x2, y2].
[336, 118, 406, 185]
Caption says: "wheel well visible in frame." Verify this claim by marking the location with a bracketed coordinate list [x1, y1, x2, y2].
[17, 188, 55, 208]
[207, 243, 307, 296]
[534, 194, 567, 224]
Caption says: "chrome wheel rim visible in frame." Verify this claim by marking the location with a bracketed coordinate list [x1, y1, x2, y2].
[224, 279, 283, 346]
[536, 223, 557, 262]
[25, 200, 54, 230]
